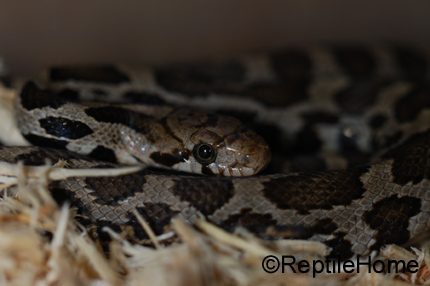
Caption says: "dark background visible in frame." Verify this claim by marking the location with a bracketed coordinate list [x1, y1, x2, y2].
[1, 0, 429, 75]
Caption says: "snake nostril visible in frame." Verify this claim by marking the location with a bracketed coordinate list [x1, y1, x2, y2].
[237, 154, 252, 165]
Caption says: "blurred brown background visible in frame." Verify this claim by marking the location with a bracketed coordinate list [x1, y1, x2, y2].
[1, 0, 429, 75]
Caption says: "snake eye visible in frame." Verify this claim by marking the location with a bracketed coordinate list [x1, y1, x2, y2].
[193, 143, 217, 165]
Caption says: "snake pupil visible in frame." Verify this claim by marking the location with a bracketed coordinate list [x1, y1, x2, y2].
[199, 145, 212, 159]
[193, 144, 217, 165]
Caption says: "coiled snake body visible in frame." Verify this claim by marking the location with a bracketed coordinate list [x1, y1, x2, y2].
[2, 46, 430, 258]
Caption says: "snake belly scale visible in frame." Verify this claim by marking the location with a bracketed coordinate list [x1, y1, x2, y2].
[3, 46, 430, 259]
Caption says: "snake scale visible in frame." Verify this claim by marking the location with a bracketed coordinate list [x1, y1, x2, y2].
[2, 46, 430, 259]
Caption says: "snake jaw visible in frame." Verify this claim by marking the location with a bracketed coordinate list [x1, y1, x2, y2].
[167, 110, 271, 176]
[182, 131, 271, 177]
[197, 128, 271, 176]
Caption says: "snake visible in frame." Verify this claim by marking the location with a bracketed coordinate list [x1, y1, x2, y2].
[1, 45, 430, 259]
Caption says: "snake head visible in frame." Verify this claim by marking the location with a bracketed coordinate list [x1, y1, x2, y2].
[163, 109, 271, 176]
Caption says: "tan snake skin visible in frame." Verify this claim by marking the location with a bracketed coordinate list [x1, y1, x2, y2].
[2, 46, 430, 258]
